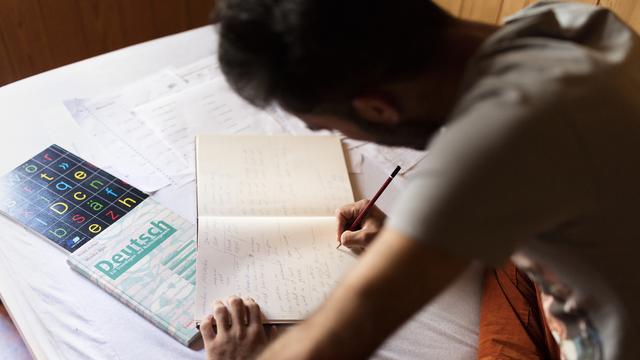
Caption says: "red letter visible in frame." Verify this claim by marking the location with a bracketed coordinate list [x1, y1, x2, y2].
[71, 214, 86, 224]
[105, 210, 119, 221]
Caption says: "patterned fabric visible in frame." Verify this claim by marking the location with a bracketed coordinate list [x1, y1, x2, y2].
[478, 262, 560, 360]
[513, 255, 603, 360]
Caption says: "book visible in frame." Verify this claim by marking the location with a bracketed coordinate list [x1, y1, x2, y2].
[0, 145, 199, 345]
[0, 144, 148, 252]
[194, 134, 358, 323]
[67, 198, 200, 345]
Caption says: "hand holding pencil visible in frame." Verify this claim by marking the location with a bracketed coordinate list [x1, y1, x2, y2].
[335, 166, 400, 254]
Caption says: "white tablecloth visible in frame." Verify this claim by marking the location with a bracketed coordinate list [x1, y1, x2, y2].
[0, 26, 481, 360]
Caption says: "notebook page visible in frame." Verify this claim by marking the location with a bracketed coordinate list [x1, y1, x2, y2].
[194, 216, 357, 321]
[196, 135, 354, 217]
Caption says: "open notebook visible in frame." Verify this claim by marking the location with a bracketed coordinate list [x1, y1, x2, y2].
[195, 134, 357, 322]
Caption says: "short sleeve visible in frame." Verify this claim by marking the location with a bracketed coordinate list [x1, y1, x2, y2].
[388, 87, 593, 266]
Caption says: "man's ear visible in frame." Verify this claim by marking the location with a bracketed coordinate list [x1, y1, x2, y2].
[352, 96, 400, 125]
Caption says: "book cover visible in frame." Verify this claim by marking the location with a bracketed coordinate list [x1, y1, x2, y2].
[67, 198, 199, 346]
[0, 144, 199, 345]
[0, 144, 147, 252]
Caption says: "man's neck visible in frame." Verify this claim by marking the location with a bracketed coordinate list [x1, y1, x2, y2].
[447, 19, 499, 61]
[377, 19, 499, 132]
[420, 19, 500, 121]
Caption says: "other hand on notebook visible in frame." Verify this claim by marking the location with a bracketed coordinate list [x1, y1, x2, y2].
[201, 297, 278, 360]
[335, 199, 386, 254]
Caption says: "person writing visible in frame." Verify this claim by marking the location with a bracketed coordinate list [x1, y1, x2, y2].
[200, 0, 640, 358]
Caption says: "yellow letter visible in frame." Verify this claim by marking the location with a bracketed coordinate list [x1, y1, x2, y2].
[118, 197, 137, 208]
[50, 202, 69, 215]
[88, 224, 102, 234]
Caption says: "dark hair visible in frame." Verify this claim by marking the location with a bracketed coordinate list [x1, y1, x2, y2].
[218, 0, 451, 114]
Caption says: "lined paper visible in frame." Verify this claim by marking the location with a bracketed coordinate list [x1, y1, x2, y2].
[195, 134, 357, 322]
[195, 217, 356, 321]
[196, 135, 354, 217]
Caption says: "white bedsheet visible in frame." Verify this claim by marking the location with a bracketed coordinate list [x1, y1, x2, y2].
[0, 205, 481, 360]
[0, 26, 481, 359]
[0, 167, 481, 360]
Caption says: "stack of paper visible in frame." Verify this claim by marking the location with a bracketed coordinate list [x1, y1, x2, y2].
[64, 54, 427, 194]
[64, 62, 286, 194]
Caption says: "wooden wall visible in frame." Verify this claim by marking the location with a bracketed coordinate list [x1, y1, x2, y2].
[0, 0, 214, 86]
[433, 0, 640, 31]
[0, 0, 638, 87]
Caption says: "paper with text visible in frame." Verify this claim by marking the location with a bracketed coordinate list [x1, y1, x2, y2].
[268, 106, 427, 174]
[195, 217, 357, 321]
[360, 144, 427, 174]
[68, 97, 194, 190]
[118, 69, 188, 109]
[65, 70, 195, 192]
[195, 134, 356, 322]
[174, 56, 222, 85]
[196, 135, 354, 217]
[134, 80, 284, 167]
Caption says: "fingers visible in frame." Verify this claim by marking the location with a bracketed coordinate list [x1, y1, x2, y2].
[340, 230, 364, 248]
[335, 199, 370, 241]
[210, 298, 262, 333]
[228, 296, 247, 338]
[200, 314, 216, 342]
[244, 298, 262, 327]
[340, 217, 381, 252]
[212, 301, 230, 336]
[205, 298, 269, 358]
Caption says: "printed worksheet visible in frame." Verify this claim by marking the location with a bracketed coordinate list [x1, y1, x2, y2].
[65, 70, 194, 192]
[174, 56, 222, 85]
[134, 79, 284, 167]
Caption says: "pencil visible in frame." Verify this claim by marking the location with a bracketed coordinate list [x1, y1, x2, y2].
[337, 165, 401, 249]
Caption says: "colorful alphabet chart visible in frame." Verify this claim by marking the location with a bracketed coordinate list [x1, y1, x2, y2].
[0, 144, 148, 252]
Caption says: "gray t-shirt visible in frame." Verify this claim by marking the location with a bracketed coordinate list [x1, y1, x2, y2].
[389, 2, 640, 359]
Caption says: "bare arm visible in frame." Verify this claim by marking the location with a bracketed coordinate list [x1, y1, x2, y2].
[258, 226, 469, 359]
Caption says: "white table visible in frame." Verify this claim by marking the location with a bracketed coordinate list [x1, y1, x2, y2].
[0, 26, 482, 360]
